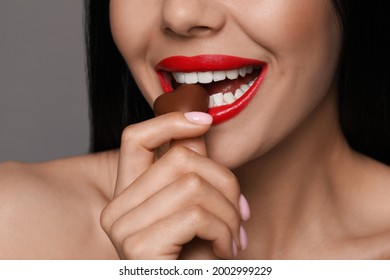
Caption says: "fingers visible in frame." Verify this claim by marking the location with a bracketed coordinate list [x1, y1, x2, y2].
[107, 172, 241, 251]
[114, 112, 212, 197]
[118, 207, 236, 260]
[103, 111, 247, 259]
[101, 149, 244, 259]
[170, 136, 208, 157]
[105, 146, 241, 228]
[170, 111, 214, 156]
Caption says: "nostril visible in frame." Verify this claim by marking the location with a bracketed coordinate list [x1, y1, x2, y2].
[164, 25, 213, 38]
[190, 26, 211, 32]
[188, 26, 213, 35]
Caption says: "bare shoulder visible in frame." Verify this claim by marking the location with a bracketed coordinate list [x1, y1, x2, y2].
[366, 159, 390, 212]
[366, 160, 390, 257]
[358, 158, 390, 224]
[346, 157, 390, 258]
[0, 153, 118, 259]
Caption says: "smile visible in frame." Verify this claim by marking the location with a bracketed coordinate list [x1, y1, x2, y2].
[156, 55, 267, 124]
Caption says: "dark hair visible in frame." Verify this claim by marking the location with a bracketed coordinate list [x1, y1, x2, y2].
[84, 0, 390, 165]
[84, 0, 154, 152]
[333, 0, 390, 165]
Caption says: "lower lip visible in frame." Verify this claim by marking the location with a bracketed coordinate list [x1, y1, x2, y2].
[209, 65, 267, 125]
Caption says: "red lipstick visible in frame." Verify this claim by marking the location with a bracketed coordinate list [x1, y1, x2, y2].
[155, 55, 267, 124]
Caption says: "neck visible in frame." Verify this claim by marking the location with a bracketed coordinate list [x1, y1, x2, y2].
[233, 89, 358, 257]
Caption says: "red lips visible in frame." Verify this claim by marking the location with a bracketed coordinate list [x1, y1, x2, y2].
[156, 55, 267, 124]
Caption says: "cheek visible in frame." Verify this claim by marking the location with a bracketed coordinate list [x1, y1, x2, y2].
[271, 2, 335, 50]
[260, 2, 341, 138]
[247, 0, 341, 102]
[109, 1, 157, 61]
[208, 1, 341, 168]
[240, 1, 340, 59]
[109, 1, 163, 105]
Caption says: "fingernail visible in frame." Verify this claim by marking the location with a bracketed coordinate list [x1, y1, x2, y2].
[232, 240, 238, 257]
[239, 194, 251, 221]
[184, 112, 213, 124]
[240, 225, 248, 250]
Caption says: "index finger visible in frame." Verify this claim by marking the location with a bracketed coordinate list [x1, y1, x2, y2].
[114, 111, 212, 197]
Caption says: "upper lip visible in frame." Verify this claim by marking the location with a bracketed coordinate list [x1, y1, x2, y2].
[155, 54, 266, 72]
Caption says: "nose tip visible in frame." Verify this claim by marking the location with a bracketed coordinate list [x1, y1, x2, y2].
[161, 0, 225, 37]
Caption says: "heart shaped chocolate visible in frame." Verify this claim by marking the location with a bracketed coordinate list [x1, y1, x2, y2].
[153, 84, 209, 116]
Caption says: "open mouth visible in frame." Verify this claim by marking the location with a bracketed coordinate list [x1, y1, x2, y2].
[156, 55, 267, 124]
[169, 66, 262, 109]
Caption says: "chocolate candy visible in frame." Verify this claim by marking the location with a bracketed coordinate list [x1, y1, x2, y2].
[153, 84, 209, 116]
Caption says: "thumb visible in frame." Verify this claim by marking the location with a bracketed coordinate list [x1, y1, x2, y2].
[169, 112, 212, 156]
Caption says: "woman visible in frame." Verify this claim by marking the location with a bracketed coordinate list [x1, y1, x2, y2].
[0, 0, 389, 259]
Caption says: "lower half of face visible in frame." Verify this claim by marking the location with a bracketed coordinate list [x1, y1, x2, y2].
[110, 0, 342, 169]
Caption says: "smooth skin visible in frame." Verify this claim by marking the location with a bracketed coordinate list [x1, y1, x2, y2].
[1, 0, 390, 259]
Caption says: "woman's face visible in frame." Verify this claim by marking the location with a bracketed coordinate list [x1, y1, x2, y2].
[110, 0, 342, 169]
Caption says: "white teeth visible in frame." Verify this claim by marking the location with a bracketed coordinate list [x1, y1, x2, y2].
[209, 95, 215, 108]
[184, 72, 198, 84]
[223, 92, 235, 104]
[198, 71, 213, 84]
[172, 72, 185, 84]
[208, 78, 257, 108]
[212, 71, 226, 82]
[171, 66, 258, 84]
[240, 84, 250, 92]
[213, 93, 224, 106]
[234, 88, 245, 100]
[170, 67, 261, 109]
[226, 69, 239, 80]
[239, 67, 247, 77]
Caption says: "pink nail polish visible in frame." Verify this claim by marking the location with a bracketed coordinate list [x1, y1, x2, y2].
[239, 194, 251, 221]
[240, 226, 248, 250]
[184, 112, 213, 124]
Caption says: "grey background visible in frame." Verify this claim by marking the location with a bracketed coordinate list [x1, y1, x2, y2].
[0, 0, 89, 162]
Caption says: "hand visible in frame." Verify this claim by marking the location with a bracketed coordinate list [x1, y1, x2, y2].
[100, 112, 248, 259]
